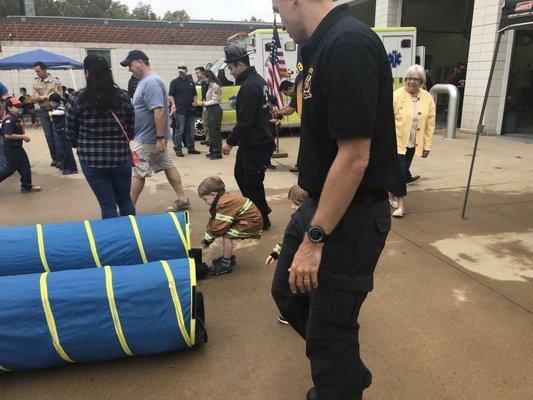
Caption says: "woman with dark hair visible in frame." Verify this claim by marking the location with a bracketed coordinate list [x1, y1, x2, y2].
[66, 55, 135, 219]
[202, 69, 223, 160]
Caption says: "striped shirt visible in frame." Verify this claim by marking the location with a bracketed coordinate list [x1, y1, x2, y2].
[66, 90, 134, 168]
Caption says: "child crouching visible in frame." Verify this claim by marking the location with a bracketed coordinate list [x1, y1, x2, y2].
[199, 176, 263, 276]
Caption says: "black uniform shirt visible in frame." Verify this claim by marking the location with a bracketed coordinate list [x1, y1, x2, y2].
[297, 4, 397, 199]
[1, 112, 23, 148]
[168, 75, 196, 115]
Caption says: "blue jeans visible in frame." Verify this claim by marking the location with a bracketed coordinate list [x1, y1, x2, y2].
[173, 112, 196, 152]
[80, 160, 135, 219]
[38, 111, 63, 162]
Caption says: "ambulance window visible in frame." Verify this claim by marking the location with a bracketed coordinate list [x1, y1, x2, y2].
[401, 39, 412, 48]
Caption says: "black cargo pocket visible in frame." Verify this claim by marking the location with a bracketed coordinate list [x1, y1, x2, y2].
[319, 286, 366, 327]
[375, 217, 391, 234]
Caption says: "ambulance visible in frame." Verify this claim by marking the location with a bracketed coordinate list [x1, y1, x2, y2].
[195, 27, 422, 134]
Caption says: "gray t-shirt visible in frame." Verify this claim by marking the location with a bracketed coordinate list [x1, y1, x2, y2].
[133, 73, 170, 144]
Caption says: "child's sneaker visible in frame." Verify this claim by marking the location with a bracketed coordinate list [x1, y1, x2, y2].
[211, 255, 236, 266]
[208, 257, 234, 276]
[277, 315, 289, 325]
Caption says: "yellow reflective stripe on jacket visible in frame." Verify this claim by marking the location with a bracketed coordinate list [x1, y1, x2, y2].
[168, 212, 190, 251]
[84, 220, 102, 267]
[273, 244, 282, 255]
[185, 211, 191, 250]
[203, 231, 214, 241]
[39, 273, 75, 363]
[0, 364, 9, 372]
[129, 216, 148, 263]
[36, 224, 51, 272]
[227, 229, 262, 238]
[237, 199, 253, 216]
[188, 257, 197, 346]
[104, 266, 133, 356]
[160, 261, 192, 347]
[215, 213, 234, 223]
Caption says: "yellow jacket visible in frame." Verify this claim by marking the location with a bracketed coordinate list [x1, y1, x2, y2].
[393, 87, 436, 156]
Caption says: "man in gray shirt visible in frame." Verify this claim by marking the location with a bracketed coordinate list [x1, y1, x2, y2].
[120, 50, 190, 212]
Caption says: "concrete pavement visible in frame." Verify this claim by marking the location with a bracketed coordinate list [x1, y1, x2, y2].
[0, 128, 532, 400]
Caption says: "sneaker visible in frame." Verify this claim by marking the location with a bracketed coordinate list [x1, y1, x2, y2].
[389, 199, 398, 209]
[265, 164, 276, 170]
[205, 153, 212, 158]
[200, 140, 210, 145]
[21, 185, 41, 193]
[50, 161, 57, 167]
[208, 257, 234, 276]
[392, 208, 404, 218]
[167, 198, 190, 212]
[307, 388, 318, 400]
[188, 149, 201, 155]
[175, 150, 184, 157]
[212, 255, 236, 266]
[289, 165, 299, 172]
[263, 217, 272, 231]
[55, 163, 64, 170]
[407, 175, 420, 185]
[208, 154, 222, 160]
[277, 315, 289, 325]
[62, 170, 78, 175]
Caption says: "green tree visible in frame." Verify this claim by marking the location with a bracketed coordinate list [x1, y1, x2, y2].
[131, 2, 158, 20]
[244, 16, 263, 22]
[0, 0, 20, 17]
[162, 9, 189, 22]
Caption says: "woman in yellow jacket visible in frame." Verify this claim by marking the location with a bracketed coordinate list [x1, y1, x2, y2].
[390, 65, 436, 217]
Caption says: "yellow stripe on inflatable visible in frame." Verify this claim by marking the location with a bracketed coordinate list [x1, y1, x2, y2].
[128, 216, 148, 263]
[84, 220, 102, 268]
[188, 257, 197, 347]
[39, 273, 75, 363]
[36, 224, 51, 272]
[160, 261, 192, 347]
[0, 364, 9, 372]
[104, 266, 133, 356]
[168, 212, 190, 252]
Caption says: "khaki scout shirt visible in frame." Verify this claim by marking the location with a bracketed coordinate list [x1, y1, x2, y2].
[32, 74, 61, 111]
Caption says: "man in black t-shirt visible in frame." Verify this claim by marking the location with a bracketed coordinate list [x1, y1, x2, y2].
[271, 1, 397, 399]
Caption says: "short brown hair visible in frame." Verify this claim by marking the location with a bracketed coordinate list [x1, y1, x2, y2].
[288, 185, 307, 205]
[198, 176, 226, 197]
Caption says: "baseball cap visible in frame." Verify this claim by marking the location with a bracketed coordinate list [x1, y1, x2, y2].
[48, 92, 63, 103]
[120, 50, 149, 67]
[0, 82, 8, 97]
[177, 65, 188, 73]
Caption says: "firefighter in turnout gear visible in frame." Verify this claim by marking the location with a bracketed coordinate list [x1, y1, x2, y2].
[222, 44, 275, 230]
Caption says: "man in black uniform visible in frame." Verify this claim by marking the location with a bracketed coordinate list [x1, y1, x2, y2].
[222, 44, 275, 230]
[271, 1, 397, 399]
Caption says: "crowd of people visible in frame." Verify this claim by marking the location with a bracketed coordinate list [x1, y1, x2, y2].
[0, 1, 451, 398]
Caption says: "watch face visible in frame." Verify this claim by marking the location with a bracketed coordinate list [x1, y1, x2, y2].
[308, 227, 324, 243]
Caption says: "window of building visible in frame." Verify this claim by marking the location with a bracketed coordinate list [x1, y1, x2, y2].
[86, 49, 112, 67]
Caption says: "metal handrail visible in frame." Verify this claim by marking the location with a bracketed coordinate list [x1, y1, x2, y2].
[429, 84, 460, 139]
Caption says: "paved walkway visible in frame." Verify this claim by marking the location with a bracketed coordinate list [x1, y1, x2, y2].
[0, 129, 532, 399]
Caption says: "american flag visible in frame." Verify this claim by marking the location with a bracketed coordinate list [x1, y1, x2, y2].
[266, 21, 287, 110]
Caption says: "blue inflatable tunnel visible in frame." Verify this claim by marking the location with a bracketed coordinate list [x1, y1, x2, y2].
[0, 259, 206, 372]
[0, 212, 191, 277]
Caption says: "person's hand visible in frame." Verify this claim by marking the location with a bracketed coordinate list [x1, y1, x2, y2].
[170, 106, 176, 115]
[270, 118, 281, 125]
[48, 111, 53, 117]
[422, 150, 430, 158]
[192, 101, 197, 107]
[288, 237, 323, 294]
[265, 255, 276, 267]
[23, 135, 31, 143]
[155, 138, 166, 152]
[222, 144, 233, 155]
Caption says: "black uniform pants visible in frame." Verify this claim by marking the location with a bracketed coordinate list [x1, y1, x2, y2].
[0, 146, 32, 189]
[234, 143, 273, 221]
[271, 196, 391, 399]
[56, 129, 77, 172]
[392, 147, 415, 198]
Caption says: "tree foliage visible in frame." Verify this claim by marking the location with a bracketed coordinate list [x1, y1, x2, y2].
[0, 0, 189, 21]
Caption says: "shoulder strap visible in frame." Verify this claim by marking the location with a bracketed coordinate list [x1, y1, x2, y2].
[110, 111, 130, 142]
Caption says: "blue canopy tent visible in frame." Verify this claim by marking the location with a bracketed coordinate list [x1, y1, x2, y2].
[0, 49, 83, 89]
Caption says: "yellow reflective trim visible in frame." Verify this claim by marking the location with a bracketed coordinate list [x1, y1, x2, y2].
[185, 211, 191, 250]
[0, 364, 9, 372]
[188, 257, 197, 347]
[39, 273, 74, 363]
[129, 216, 148, 263]
[372, 26, 416, 32]
[36, 224, 50, 272]
[160, 261, 192, 347]
[215, 213, 234, 223]
[104, 266, 133, 356]
[84, 220, 102, 268]
[228, 229, 262, 238]
[237, 199, 253, 216]
[168, 212, 189, 252]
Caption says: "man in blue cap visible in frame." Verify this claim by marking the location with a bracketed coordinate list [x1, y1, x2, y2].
[222, 44, 275, 230]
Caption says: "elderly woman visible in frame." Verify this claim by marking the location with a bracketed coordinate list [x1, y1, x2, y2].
[390, 64, 436, 218]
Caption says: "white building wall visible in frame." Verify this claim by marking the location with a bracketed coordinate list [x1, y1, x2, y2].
[375, 0, 402, 27]
[0, 41, 224, 95]
[461, 0, 508, 135]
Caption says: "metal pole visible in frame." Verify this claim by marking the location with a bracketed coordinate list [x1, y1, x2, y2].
[461, 32, 503, 219]
[429, 84, 459, 139]
[68, 68, 77, 90]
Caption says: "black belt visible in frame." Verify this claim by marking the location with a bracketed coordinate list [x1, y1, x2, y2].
[352, 189, 388, 205]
